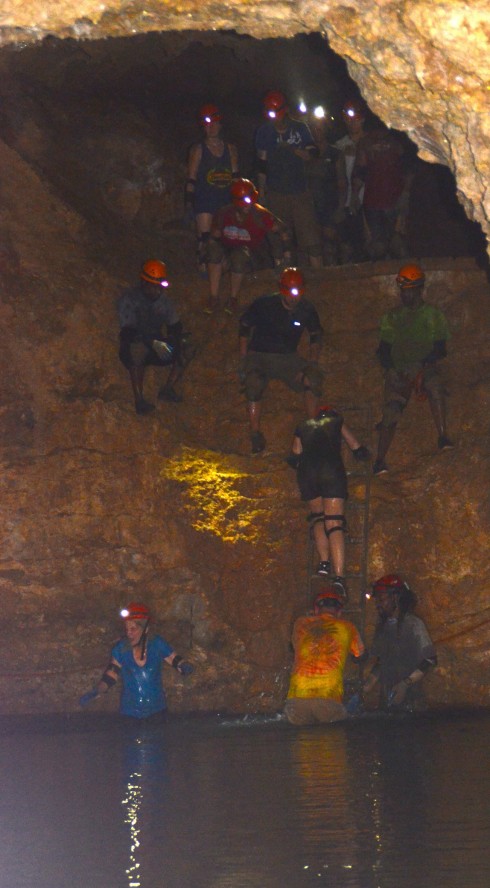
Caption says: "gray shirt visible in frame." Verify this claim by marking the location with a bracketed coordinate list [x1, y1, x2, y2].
[117, 285, 180, 342]
[371, 613, 436, 704]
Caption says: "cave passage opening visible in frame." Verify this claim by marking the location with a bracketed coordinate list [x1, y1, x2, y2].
[0, 29, 486, 279]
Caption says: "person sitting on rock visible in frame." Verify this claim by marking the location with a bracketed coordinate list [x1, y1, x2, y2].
[373, 262, 453, 475]
[284, 587, 366, 726]
[117, 259, 184, 414]
[207, 177, 292, 313]
[79, 601, 194, 721]
[287, 404, 370, 599]
[363, 574, 437, 711]
[238, 266, 324, 454]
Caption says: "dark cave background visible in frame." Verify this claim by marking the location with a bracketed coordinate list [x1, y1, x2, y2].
[0, 29, 486, 281]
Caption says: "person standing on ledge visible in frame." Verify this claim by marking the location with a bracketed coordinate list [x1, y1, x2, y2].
[373, 262, 453, 475]
[238, 266, 324, 454]
[79, 602, 194, 721]
[207, 177, 292, 313]
[287, 404, 370, 599]
[284, 588, 366, 726]
[363, 574, 437, 711]
[117, 259, 184, 414]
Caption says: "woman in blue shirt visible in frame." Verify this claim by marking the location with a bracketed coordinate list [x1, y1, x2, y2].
[79, 602, 193, 720]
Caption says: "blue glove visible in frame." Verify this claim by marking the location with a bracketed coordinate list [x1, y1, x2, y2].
[79, 688, 99, 708]
[345, 692, 363, 716]
[178, 661, 194, 677]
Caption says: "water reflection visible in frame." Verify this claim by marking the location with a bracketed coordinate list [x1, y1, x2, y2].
[0, 712, 489, 888]
[119, 723, 169, 888]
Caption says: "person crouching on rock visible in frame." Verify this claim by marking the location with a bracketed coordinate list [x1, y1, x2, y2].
[117, 259, 184, 414]
[79, 602, 194, 722]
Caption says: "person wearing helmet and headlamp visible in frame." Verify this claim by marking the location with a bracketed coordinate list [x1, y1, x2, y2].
[363, 574, 437, 711]
[117, 259, 185, 414]
[79, 602, 194, 720]
[334, 99, 367, 264]
[287, 404, 370, 598]
[184, 104, 239, 277]
[255, 90, 323, 268]
[373, 262, 453, 475]
[238, 266, 324, 453]
[206, 177, 291, 313]
[284, 587, 366, 725]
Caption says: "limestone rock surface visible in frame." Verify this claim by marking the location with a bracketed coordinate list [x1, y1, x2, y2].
[0, 124, 489, 715]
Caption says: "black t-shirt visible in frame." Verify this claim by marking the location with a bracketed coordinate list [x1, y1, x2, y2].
[239, 293, 322, 354]
[295, 409, 344, 468]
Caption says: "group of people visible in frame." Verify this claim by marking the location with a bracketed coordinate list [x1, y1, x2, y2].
[105, 256, 446, 725]
[182, 91, 413, 313]
[79, 573, 437, 724]
[101, 90, 450, 726]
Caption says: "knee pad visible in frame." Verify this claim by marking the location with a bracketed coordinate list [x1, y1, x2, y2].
[307, 512, 325, 535]
[324, 514, 347, 537]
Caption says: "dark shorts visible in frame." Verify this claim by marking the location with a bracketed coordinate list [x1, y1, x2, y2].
[297, 460, 348, 501]
[244, 352, 323, 401]
[381, 365, 446, 427]
[207, 240, 253, 273]
[119, 332, 175, 370]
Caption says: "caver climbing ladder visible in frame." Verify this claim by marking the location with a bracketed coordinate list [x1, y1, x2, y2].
[306, 404, 373, 691]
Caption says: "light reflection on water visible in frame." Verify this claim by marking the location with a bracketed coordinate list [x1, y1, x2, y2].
[0, 711, 489, 888]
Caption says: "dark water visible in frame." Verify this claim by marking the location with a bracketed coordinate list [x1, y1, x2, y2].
[1, 710, 489, 888]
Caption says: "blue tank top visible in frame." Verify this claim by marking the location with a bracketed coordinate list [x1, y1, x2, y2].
[194, 141, 233, 214]
[111, 635, 174, 719]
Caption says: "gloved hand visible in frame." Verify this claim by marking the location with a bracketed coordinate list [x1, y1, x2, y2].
[79, 688, 98, 708]
[388, 679, 410, 707]
[345, 692, 363, 716]
[352, 445, 370, 462]
[177, 661, 194, 676]
[285, 453, 301, 470]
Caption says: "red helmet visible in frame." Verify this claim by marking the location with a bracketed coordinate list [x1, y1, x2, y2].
[342, 99, 366, 120]
[263, 89, 287, 121]
[199, 103, 222, 126]
[279, 267, 305, 299]
[315, 405, 336, 420]
[396, 264, 425, 289]
[120, 602, 151, 621]
[140, 259, 169, 287]
[314, 588, 343, 614]
[230, 178, 259, 207]
[371, 574, 410, 597]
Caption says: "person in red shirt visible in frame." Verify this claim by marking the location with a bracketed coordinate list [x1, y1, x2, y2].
[207, 178, 291, 313]
[353, 122, 411, 260]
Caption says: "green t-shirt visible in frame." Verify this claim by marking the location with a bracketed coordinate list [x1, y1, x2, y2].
[379, 303, 450, 370]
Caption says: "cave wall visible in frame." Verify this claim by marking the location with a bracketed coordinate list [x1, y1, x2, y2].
[0, 115, 489, 713]
[0, 6, 489, 714]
